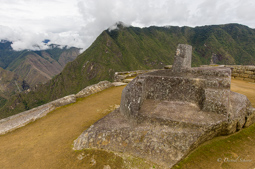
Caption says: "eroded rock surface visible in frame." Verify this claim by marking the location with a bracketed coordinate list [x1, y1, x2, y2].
[73, 44, 255, 168]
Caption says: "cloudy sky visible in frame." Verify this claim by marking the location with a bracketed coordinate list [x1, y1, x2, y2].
[0, 0, 254, 51]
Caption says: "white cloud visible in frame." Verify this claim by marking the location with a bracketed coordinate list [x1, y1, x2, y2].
[0, 25, 84, 50]
[0, 0, 254, 51]
[0, 0, 84, 50]
[108, 22, 131, 32]
[76, 0, 191, 49]
[235, 1, 255, 26]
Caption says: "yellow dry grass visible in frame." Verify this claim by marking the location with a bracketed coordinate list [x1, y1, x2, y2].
[231, 79, 255, 107]
[0, 86, 125, 169]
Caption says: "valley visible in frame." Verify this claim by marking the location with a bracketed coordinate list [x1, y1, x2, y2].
[0, 41, 80, 111]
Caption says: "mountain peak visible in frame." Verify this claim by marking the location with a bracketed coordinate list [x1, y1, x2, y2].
[108, 21, 130, 32]
[42, 39, 51, 44]
[0, 39, 11, 43]
[0, 39, 13, 50]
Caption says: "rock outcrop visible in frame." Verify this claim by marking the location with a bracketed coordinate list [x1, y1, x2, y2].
[73, 44, 255, 168]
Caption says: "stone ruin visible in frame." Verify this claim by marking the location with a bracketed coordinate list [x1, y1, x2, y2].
[73, 44, 255, 168]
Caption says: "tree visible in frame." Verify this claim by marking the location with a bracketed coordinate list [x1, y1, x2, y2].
[22, 80, 30, 90]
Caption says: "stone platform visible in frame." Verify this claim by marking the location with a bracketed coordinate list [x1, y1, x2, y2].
[140, 100, 226, 129]
[73, 44, 255, 168]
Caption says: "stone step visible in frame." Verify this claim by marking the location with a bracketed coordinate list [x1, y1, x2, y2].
[123, 78, 134, 83]
[112, 82, 127, 86]
[138, 100, 228, 130]
[73, 108, 206, 168]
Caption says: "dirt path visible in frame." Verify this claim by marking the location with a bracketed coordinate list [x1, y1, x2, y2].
[231, 79, 255, 107]
[0, 86, 125, 169]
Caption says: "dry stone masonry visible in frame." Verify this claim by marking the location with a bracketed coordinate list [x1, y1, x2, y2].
[73, 44, 255, 168]
[227, 65, 255, 82]
[200, 65, 255, 82]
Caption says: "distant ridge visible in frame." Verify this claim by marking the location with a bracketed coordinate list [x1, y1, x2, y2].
[0, 40, 81, 112]
[0, 40, 81, 87]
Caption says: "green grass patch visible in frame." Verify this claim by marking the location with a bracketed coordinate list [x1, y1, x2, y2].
[74, 148, 161, 169]
[173, 123, 255, 169]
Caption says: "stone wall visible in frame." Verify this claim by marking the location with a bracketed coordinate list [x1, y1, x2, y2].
[114, 69, 160, 83]
[120, 67, 232, 120]
[228, 65, 255, 82]
[115, 65, 255, 84]
[0, 81, 114, 135]
[200, 65, 255, 82]
[0, 95, 76, 135]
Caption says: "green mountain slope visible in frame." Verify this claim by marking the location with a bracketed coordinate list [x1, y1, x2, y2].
[0, 40, 80, 100]
[0, 67, 23, 103]
[1, 23, 255, 119]
[6, 47, 80, 87]
[0, 45, 81, 87]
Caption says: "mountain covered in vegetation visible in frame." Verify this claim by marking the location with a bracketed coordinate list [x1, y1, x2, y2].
[0, 41, 81, 115]
[0, 67, 24, 107]
[1, 23, 255, 119]
[0, 41, 81, 87]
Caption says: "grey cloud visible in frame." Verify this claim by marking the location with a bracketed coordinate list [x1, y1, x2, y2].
[236, 1, 255, 20]
[188, 0, 255, 27]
